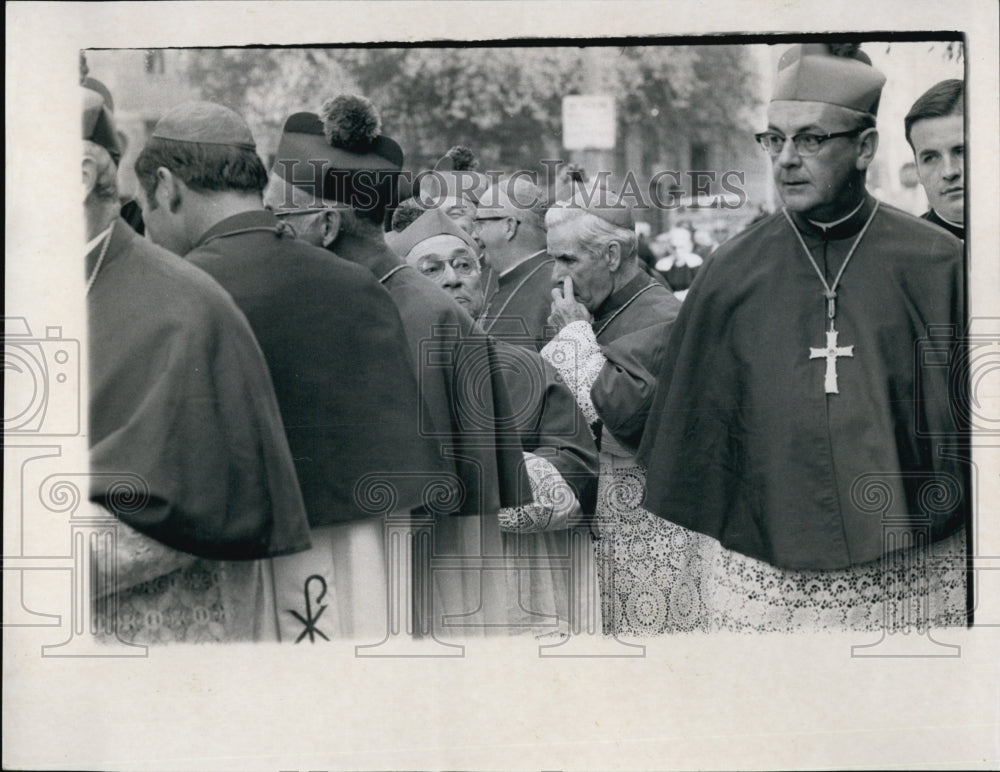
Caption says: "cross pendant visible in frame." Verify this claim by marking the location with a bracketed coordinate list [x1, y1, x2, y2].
[809, 327, 854, 394]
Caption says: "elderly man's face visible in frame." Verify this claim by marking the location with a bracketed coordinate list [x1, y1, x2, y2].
[548, 223, 614, 313]
[910, 113, 964, 224]
[263, 177, 331, 247]
[766, 100, 871, 221]
[405, 234, 484, 315]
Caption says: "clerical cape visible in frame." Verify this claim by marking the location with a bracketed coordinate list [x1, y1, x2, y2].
[497, 344, 599, 517]
[88, 218, 311, 560]
[479, 251, 556, 351]
[362, 244, 533, 516]
[639, 195, 968, 571]
[185, 211, 451, 526]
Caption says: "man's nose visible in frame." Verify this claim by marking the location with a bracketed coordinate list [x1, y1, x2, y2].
[776, 138, 801, 167]
[551, 261, 567, 283]
[942, 153, 962, 180]
[440, 262, 462, 288]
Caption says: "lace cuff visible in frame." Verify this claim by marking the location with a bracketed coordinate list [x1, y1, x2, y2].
[498, 452, 582, 533]
[91, 503, 199, 594]
[540, 320, 605, 427]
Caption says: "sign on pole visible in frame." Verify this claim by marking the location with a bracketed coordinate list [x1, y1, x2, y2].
[562, 94, 616, 150]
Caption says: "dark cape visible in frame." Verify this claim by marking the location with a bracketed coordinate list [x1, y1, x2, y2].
[922, 208, 965, 241]
[591, 272, 683, 453]
[639, 195, 968, 570]
[478, 250, 556, 350]
[88, 218, 311, 559]
[185, 211, 451, 525]
[358, 244, 532, 516]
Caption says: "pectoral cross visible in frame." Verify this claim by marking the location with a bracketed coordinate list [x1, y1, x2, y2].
[809, 327, 853, 394]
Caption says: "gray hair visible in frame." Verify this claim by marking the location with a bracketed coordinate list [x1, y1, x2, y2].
[83, 140, 118, 202]
[545, 205, 637, 262]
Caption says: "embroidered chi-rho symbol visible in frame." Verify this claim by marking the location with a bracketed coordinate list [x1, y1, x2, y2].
[286, 574, 330, 643]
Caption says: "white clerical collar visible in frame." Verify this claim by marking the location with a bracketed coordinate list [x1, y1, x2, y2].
[934, 210, 964, 229]
[84, 225, 113, 257]
[498, 248, 547, 278]
[807, 198, 866, 232]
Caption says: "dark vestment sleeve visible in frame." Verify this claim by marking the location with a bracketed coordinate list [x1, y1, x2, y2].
[497, 343, 600, 515]
[592, 318, 676, 453]
[590, 282, 682, 453]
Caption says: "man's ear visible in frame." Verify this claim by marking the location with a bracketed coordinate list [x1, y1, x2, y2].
[606, 240, 622, 272]
[856, 128, 879, 171]
[503, 216, 518, 242]
[320, 208, 342, 249]
[82, 157, 98, 199]
[155, 167, 184, 212]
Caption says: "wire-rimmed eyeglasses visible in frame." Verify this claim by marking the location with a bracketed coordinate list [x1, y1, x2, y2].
[417, 254, 479, 281]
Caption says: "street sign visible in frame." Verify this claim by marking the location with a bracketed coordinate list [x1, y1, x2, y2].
[562, 94, 616, 150]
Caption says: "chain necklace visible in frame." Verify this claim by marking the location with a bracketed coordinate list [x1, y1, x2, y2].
[85, 220, 115, 295]
[594, 282, 659, 339]
[782, 201, 879, 394]
[378, 264, 407, 284]
[198, 223, 293, 249]
[478, 250, 549, 332]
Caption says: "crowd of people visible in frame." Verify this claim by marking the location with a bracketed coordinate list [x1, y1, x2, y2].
[82, 42, 968, 644]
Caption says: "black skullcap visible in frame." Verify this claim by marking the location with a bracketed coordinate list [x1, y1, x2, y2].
[151, 101, 257, 150]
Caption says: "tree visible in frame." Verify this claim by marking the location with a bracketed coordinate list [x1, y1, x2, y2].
[184, 44, 760, 177]
[186, 49, 358, 162]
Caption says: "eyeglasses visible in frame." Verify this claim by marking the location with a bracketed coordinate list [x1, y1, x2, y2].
[272, 207, 330, 218]
[417, 255, 479, 281]
[472, 214, 511, 228]
[754, 129, 864, 157]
